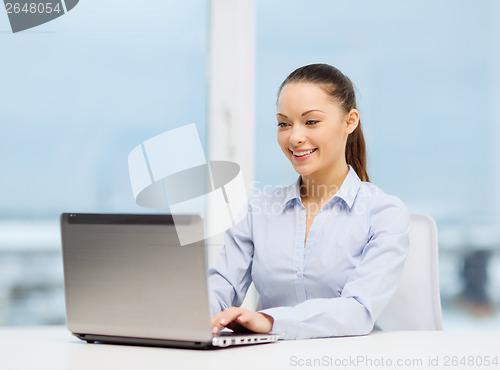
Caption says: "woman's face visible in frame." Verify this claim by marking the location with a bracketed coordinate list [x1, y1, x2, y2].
[276, 82, 358, 179]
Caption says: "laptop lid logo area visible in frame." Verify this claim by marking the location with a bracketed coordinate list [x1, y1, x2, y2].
[4, 0, 79, 33]
[128, 123, 248, 246]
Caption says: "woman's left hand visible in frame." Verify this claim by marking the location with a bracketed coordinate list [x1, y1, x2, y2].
[211, 307, 274, 335]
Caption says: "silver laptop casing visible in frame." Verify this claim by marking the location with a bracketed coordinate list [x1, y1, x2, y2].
[60, 213, 280, 349]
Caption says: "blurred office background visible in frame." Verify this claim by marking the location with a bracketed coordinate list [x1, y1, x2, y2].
[0, 0, 499, 330]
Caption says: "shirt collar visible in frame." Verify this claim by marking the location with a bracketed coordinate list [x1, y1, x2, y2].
[281, 165, 362, 210]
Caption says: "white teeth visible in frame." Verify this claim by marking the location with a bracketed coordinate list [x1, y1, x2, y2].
[293, 149, 316, 157]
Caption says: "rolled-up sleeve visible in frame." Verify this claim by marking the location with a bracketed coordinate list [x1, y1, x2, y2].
[260, 196, 410, 340]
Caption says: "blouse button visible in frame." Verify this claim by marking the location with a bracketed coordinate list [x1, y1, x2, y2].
[296, 271, 302, 277]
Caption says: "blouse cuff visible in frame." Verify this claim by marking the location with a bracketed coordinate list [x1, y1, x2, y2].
[259, 306, 299, 340]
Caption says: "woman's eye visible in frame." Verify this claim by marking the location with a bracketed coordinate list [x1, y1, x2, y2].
[277, 122, 290, 128]
[306, 120, 319, 125]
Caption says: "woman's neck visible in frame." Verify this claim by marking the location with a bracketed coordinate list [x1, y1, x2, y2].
[300, 163, 349, 204]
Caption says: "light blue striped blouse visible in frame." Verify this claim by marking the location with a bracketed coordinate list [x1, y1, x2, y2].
[208, 165, 410, 340]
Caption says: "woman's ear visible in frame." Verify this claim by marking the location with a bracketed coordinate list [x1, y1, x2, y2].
[345, 109, 359, 134]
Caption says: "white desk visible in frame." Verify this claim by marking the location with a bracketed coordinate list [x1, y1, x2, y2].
[0, 326, 499, 370]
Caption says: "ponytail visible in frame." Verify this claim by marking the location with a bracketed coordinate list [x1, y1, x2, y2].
[346, 120, 369, 182]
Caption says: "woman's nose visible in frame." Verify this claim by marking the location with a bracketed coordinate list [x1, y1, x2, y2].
[289, 125, 306, 145]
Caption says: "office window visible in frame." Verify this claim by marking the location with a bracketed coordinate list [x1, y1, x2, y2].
[255, 0, 500, 328]
[0, 0, 208, 325]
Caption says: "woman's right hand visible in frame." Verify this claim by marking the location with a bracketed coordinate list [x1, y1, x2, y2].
[211, 307, 274, 335]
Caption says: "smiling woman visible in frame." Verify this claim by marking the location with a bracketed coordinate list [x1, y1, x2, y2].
[208, 64, 411, 340]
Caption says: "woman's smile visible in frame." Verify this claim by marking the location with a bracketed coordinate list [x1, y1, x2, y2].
[289, 148, 318, 161]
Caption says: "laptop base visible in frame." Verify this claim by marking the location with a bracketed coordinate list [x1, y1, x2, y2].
[74, 333, 213, 350]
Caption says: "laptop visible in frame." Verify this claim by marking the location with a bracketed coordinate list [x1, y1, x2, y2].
[60, 213, 281, 349]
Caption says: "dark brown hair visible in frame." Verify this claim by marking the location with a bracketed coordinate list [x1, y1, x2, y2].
[278, 63, 370, 182]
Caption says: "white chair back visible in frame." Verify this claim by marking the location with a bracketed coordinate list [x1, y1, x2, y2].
[376, 214, 443, 330]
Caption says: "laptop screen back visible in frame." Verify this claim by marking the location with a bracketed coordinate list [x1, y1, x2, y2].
[61, 213, 212, 343]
